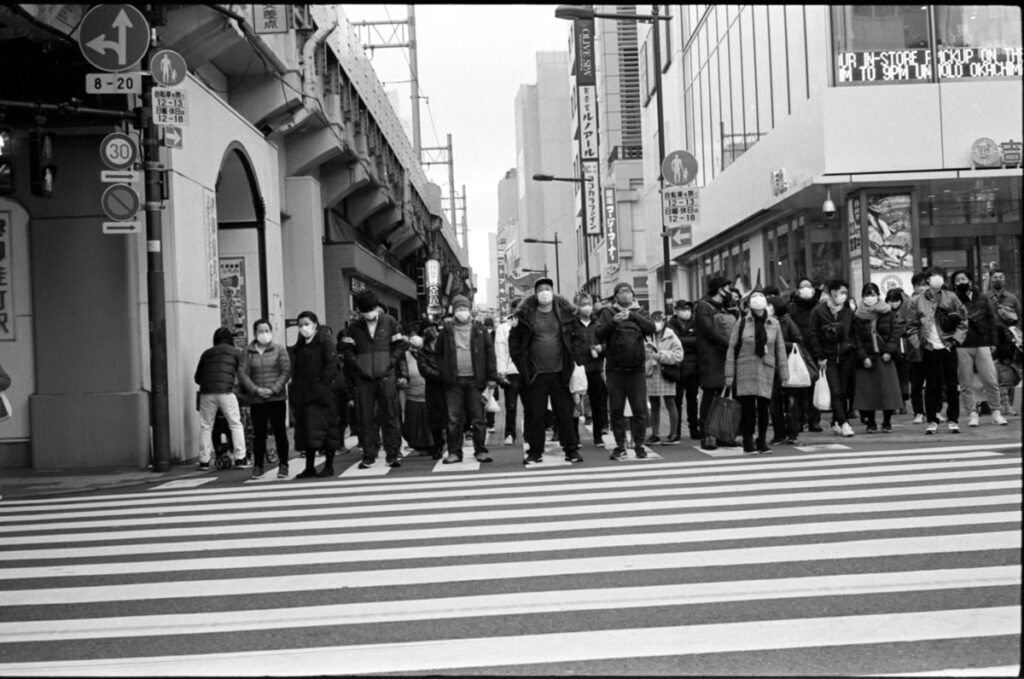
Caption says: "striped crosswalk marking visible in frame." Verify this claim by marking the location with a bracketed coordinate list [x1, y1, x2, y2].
[0, 443, 1019, 675]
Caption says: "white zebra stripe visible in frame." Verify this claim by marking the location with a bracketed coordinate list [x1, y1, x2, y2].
[3, 493, 1017, 561]
[3, 478, 1017, 546]
[0, 607, 1016, 676]
[0, 566, 1015, 643]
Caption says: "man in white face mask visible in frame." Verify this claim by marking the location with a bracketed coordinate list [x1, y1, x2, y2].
[508, 278, 586, 465]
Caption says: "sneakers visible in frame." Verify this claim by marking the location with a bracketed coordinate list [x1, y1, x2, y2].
[925, 422, 938, 434]
[881, 423, 893, 433]
[992, 410, 1008, 426]
[564, 451, 584, 463]
[785, 435, 800, 445]
[609, 447, 628, 460]
[913, 414, 925, 424]
[947, 421, 960, 433]
[234, 457, 253, 469]
[968, 411, 980, 427]
[523, 454, 543, 466]
[442, 453, 463, 464]
[250, 465, 264, 479]
[831, 423, 843, 436]
[503, 435, 514, 446]
[357, 458, 376, 469]
[474, 452, 493, 463]
[662, 435, 681, 445]
[276, 462, 289, 478]
[865, 424, 878, 434]
[635, 447, 647, 459]
[645, 435, 661, 444]
[196, 460, 211, 470]
[840, 422, 855, 437]
[387, 458, 402, 468]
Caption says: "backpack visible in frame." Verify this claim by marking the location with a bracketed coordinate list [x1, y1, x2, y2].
[607, 318, 646, 370]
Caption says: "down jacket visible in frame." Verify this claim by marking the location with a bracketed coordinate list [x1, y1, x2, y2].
[194, 342, 243, 394]
[724, 312, 790, 399]
[289, 326, 340, 452]
[238, 341, 291, 404]
[694, 294, 738, 389]
[508, 294, 585, 386]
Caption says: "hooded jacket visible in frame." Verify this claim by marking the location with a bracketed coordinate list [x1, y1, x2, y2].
[508, 294, 584, 386]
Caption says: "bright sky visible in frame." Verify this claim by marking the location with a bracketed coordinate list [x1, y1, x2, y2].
[339, 4, 570, 305]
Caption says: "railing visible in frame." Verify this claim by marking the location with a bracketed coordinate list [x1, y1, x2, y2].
[607, 145, 643, 164]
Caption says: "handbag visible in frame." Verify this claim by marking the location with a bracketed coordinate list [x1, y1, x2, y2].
[705, 386, 741, 443]
[786, 344, 811, 388]
[934, 303, 961, 334]
[812, 367, 832, 411]
[0, 391, 12, 421]
[660, 361, 681, 383]
[570, 363, 589, 394]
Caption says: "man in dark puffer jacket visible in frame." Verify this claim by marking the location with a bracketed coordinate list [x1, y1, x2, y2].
[194, 326, 246, 469]
[952, 269, 1007, 426]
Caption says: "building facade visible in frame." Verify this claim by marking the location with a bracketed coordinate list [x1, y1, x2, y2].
[638, 4, 1021, 302]
[0, 4, 467, 470]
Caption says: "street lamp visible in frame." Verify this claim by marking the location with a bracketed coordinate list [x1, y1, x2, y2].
[532, 173, 585, 184]
[523, 235, 561, 294]
[554, 4, 674, 312]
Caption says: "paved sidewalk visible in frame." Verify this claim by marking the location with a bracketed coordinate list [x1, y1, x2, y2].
[1, 411, 1020, 501]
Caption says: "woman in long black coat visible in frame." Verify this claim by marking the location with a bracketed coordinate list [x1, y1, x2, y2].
[289, 311, 341, 478]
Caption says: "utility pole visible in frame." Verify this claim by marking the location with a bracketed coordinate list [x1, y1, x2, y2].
[407, 5, 421, 159]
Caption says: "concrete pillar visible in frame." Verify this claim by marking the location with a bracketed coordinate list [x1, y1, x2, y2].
[284, 177, 327, 322]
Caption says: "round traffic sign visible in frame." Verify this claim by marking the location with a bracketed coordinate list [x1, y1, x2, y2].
[149, 49, 188, 87]
[78, 4, 151, 72]
[101, 183, 140, 221]
[100, 132, 138, 170]
[661, 150, 699, 187]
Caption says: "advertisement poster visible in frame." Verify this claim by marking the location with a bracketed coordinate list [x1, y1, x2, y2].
[871, 269, 914, 295]
[847, 197, 861, 258]
[219, 257, 247, 347]
[866, 193, 913, 270]
[204, 189, 219, 304]
[0, 210, 13, 340]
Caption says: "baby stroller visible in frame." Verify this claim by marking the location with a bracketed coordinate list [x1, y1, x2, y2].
[212, 405, 279, 469]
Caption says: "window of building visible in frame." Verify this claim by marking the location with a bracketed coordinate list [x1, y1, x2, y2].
[765, 214, 810, 290]
[832, 5, 1022, 85]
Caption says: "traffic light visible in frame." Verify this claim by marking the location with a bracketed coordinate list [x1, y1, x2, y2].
[0, 128, 13, 195]
[30, 129, 57, 198]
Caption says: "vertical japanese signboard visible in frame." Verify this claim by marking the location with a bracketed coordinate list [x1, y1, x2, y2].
[574, 18, 602, 238]
[204, 189, 219, 304]
[604, 188, 619, 266]
[0, 210, 13, 340]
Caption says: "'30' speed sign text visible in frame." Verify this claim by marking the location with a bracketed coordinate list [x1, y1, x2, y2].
[99, 132, 139, 171]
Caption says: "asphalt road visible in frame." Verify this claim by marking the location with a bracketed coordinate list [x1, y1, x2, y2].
[0, 418, 1019, 676]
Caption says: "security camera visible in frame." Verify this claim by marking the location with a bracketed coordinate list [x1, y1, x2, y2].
[821, 189, 836, 220]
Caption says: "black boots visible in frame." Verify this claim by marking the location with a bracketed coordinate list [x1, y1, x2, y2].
[296, 450, 318, 478]
[743, 436, 757, 454]
[316, 450, 336, 477]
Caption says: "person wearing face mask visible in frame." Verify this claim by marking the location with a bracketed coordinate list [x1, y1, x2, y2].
[494, 298, 523, 446]
[571, 292, 609, 448]
[884, 287, 912, 415]
[906, 267, 969, 434]
[903, 272, 932, 423]
[787, 277, 824, 433]
[808, 279, 857, 437]
[768, 296, 807, 445]
[288, 311, 341, 478]
[644, 311, 684, 445]
[398, 322, 437, 455]
[339, 290, 408, 470]
[851, 283, 905, 433]
[194, 326, 248, 470]
[694, 275, 741, 450]
[667, 300, 701, 440]
[951, 269, 1006, 427]
[431, 295, 498, 464]
[509, 278, 586, 465]
[724, 288, 790, 453]
[985, 268, 1022, 416]
[238, 319, 292, 478]
[595, 282, 656, 459]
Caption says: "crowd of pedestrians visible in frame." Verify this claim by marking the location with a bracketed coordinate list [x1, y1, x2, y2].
[192, 264, 1022, 475]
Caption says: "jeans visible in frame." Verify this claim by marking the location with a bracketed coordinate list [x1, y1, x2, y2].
[825, 357, 855, 425]
[909, 361, 926, 416]
[649, 395, 678, 438]
[739, 395, 771, 442]
[586, 370, 609, 439]
[923, 347, 960, 424]
[956, 346, 1001, 413]
[674, 374, 700, 437]
[445, 377, 488, 457]
[198, 392, 246, 463]
[354, 375, 402, 462]
[502, 373, 523, 440]
[606, 370, 649, 450]
[250, 400, 289, 467]
[523, 372, 579, 457]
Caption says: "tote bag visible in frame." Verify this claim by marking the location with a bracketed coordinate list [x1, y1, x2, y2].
[705, 387, 741, 443]
[570, 364, 589, 394]
[812, 368, 832, 411]
[786, 345, 812, 388]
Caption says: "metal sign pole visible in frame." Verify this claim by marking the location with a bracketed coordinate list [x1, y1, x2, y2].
[140, 27, 171, 472]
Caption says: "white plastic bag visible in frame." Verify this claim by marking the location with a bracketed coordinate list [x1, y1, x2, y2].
[484, 391, 501, 413]
[812, 367, 831, 411]
[786, 345, 811, 388]
[570, 364, 588, 394]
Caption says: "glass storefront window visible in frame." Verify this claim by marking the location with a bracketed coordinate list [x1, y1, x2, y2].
[832, 5, 1023, 85]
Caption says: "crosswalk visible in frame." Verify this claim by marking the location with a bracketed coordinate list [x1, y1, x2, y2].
[0, 443, 1019, 675]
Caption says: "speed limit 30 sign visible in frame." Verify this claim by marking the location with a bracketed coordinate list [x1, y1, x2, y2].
[100, 132, 138, 170]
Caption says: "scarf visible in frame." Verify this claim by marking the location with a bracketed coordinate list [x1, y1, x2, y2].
[752, 311, 767, 357]
[855, 300, 891, 354]
[825, 296, 846, 317]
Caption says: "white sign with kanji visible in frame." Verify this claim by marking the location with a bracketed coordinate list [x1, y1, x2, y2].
[582, 160, 601, 236]
[151, 87, 188, 126]
[578, 84, 598, 160]
[663, 186, 698, 250]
